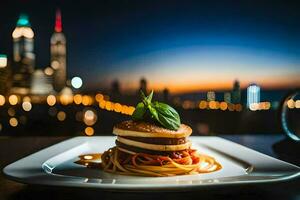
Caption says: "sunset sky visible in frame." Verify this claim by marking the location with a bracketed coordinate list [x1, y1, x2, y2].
[1, 0, 300, 93]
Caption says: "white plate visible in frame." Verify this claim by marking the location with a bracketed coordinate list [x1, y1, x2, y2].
[3, 136, 300, 191]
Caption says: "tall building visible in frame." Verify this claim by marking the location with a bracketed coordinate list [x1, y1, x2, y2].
[31, 69, 54, 95]
[51, 9, 66, 92]
[231, 80, 241, 103]
[11, 14, 35, 95]
[247, 84, 260, 108]
[0, 54, 11, 95]
[139, 77, 147, 95]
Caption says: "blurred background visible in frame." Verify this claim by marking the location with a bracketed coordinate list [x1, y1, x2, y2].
[0, 0, 299, 137]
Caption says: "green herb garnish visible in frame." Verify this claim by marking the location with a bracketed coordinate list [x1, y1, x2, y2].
[132, 90, 181, 130]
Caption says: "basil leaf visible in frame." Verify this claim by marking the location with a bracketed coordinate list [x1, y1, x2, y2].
[145, 90, 153, 103]
[141, 90, 153, 106]
[152, 102, 181, 130]
[132, 102, 146, 120]
[132, 90, 181, 131]
[148, 104, 159, 121]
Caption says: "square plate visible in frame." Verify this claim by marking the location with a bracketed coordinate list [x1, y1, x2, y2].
[3, 136, 300, 191]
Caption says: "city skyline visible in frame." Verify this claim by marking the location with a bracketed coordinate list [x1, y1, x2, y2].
[1, 0, 300, 93]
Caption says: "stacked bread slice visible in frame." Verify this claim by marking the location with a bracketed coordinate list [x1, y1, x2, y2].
[113, 120, 193, 155]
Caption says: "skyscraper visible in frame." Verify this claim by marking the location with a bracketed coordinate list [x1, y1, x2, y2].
[247, 84, 260, 109]
[51, 9, 66, 92]
[0, 54, 11, 95]
[231, 80, 241, 104]
[139, 77, 147, 95]
[11, 14, 35, 95]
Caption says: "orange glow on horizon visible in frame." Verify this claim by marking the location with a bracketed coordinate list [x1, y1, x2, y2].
[118, 77, 300, 94]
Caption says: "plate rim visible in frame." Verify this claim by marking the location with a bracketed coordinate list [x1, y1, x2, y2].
[3, 136, 300, 191]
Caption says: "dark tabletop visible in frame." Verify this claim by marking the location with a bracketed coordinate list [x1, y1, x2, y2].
[0, 135, 299, 200]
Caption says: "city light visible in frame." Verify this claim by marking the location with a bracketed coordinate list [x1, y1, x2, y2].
[44, 67, 54, 76]
[0, 95, 5, 106]
[23, 96, 31, 102]
[8, 95, 19, 105]
[47, 95, 56, 106]
[249, 103, 259, 111]
[51, 60, 60, 69]
[235, 104, 243, 112]
[296, 100, 300, 109]
[60, 87, 73, 105]
[71, 77, 83, 89]
[287, 99, 295, 109]
[220, 102, 228, 111]
[12, 27, 34, 39]
[199, 100, 207, 109]
[99, 100, 106, 109]
[113, 103, 122, 112]
[57, 111, 66, 121]
[22, 101, 32, 112]
[9, 118, 18, 127]
[228, 103, 235, 111]
[0, 54, 7, 68]
[85, 127, 94, 136]
[82, 95, 93, 106]
[73, 94, 83, 104]
[83, 109, 97, 126]
[95, 93, 104, 102]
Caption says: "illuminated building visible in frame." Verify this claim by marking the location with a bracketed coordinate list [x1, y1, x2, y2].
[51, 9, 67, 92]
[247, 84, 260, 109]
[0, 54, 8, 68]
[31, 69, 54, 95]
[231, 80, 241, 104]
[11, 14, 35, 95]
[224, 92, 231, 103]
[207, 91, 216, 101]
[0, 54, 11, 94]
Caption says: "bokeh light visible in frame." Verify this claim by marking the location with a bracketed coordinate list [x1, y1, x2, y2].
[199, 100, 207, 109]
[82, 95, 92, 106]
[22, 101, 32, 111]
[47, 95, 56, 106]
[83, 109, 97, 126]
[9, 117, 18, 127]
[44, 67, 54, 76]
[287, 99, 295, 109]
[73, 94, 82, 104]
[95, 93, 104, 102]
[295, 100, 300, 109]
[0, 95, 5, 106]
[57, 111, 66, 121]
[113, 103, 122, 112]
[220, 102, 228, 111]
[60, 87, 73, 105]
[8, 95, 18, 105]
[71, 76, 83, 89]
[85, 127, 94, 136]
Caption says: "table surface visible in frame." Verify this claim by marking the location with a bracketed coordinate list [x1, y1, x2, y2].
[0, 135, 299, 200]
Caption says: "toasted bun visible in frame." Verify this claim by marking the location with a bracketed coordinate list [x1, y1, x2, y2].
[113, 120, 192, 138]
[116, 136, 191, 151]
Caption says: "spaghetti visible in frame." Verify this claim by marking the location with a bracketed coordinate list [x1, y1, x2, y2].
[76, 146, 221, 177]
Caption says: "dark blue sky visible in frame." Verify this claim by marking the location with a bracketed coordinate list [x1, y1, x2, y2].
[1, 0, 300, 92]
